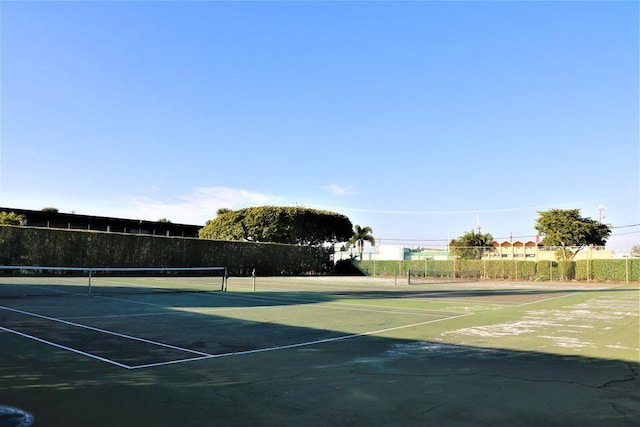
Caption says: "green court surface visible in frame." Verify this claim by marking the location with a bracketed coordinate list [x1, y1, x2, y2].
[1, 276, 638, 426]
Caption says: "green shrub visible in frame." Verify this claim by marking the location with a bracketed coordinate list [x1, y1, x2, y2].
[359, 258, 638, 282]
[557, 260, 575, 280]
[590, 259, 626, 281]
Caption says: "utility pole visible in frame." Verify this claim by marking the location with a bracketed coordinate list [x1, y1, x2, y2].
[598, 204, 606, 223]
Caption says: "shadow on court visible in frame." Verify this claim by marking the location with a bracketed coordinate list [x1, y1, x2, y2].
[1, 329, 638, 427]
[0, 284, 638, 426]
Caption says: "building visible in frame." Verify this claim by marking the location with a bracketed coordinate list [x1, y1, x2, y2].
[0, 207, 202, 238]
[332, 244, 448, 262]
[334, 240, 612, 262]
[484, 240, 612, 261]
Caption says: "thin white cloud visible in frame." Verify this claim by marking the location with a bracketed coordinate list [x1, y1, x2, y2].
[310, 194, 638, 216]
[323, 184, 358, 196]
[121, 187, 282, 225]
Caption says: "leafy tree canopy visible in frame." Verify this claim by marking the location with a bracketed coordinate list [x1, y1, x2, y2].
[449, 230, 494, 260]
[0, 211, 26, 225]
[216, 208, 233, 216]
[199, 206, 353, 245]
[534, 209, 611, 258]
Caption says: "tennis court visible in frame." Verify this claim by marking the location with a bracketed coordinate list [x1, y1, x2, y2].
[1, 274, 638, 426]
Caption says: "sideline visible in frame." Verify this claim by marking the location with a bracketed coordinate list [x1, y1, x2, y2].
[0, 304, 472, 370]
[130, 312, 475, 369]
[0, 305, 211, 369]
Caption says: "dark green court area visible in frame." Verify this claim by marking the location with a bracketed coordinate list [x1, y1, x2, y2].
[1, 277, 638, 426]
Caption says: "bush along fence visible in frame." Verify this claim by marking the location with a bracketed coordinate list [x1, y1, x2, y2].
[354, 258, 639, 283]
[0, 225, 325, 276]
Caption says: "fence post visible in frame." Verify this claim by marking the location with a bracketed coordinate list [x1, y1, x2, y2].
[626, 256, 629, 284]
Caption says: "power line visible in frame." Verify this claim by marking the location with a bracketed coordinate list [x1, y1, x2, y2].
[314, 195, 637, 216]
[611, 230, 640, 236]
[378, 223, 640, 244]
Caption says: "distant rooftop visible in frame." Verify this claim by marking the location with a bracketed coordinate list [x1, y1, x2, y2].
[0, 207, 202, 238]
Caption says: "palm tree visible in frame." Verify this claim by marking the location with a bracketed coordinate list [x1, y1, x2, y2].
[347, 225, 375, 260]
[449, 230, 493, 260]
[0, 211, 26, 225]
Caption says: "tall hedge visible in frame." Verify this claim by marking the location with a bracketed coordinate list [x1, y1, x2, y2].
[0, 225, 322, 275]
[575, 259, 640, 282]
[355, 258, 638, 282]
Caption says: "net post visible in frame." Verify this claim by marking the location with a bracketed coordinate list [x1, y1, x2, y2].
[223, 267, 228, 291]
[252, 268, 256, 292]
[88, 268, 93, 296]
[407, 270, 411, 285]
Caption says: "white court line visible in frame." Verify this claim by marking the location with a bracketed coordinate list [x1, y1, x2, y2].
[63, 312, 179, 320]
[415, 297, 512, 306]
[516, 292, 580, 307]
[208, 292, 462, 317]
[96, 294, 174, 307]
[0, 326, 133, 369]
[0, 305, 212, 357]
[223, 285, 520, 307]
[131, 354, 216, 369]
[14, 291, 451, 323]
[92, 289, 462, 317]
[1, 300, 475, 370]
[128, 286, 626, 369]
[129, 312, 475, 369]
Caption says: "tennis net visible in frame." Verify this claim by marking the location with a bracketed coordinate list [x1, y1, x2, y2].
[0, 266, 227, 298]
[407, 268, 481, 285]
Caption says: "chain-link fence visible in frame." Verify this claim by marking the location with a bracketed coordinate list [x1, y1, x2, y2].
[354, 251, 639, 283]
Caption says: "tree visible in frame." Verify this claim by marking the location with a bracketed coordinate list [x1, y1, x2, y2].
[534, 209, 611, 260]
[216, 208, 233, 216]
[0, 211, 26, 225]
[199, 206, 353, 245]
[449, 230, 493, 260]
[347, 225, 375, 260]
[41, 207, 58, 213]
[630, 244, 640, 258]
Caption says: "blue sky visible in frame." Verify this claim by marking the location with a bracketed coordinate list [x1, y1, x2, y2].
[1, 1, 638, 252]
